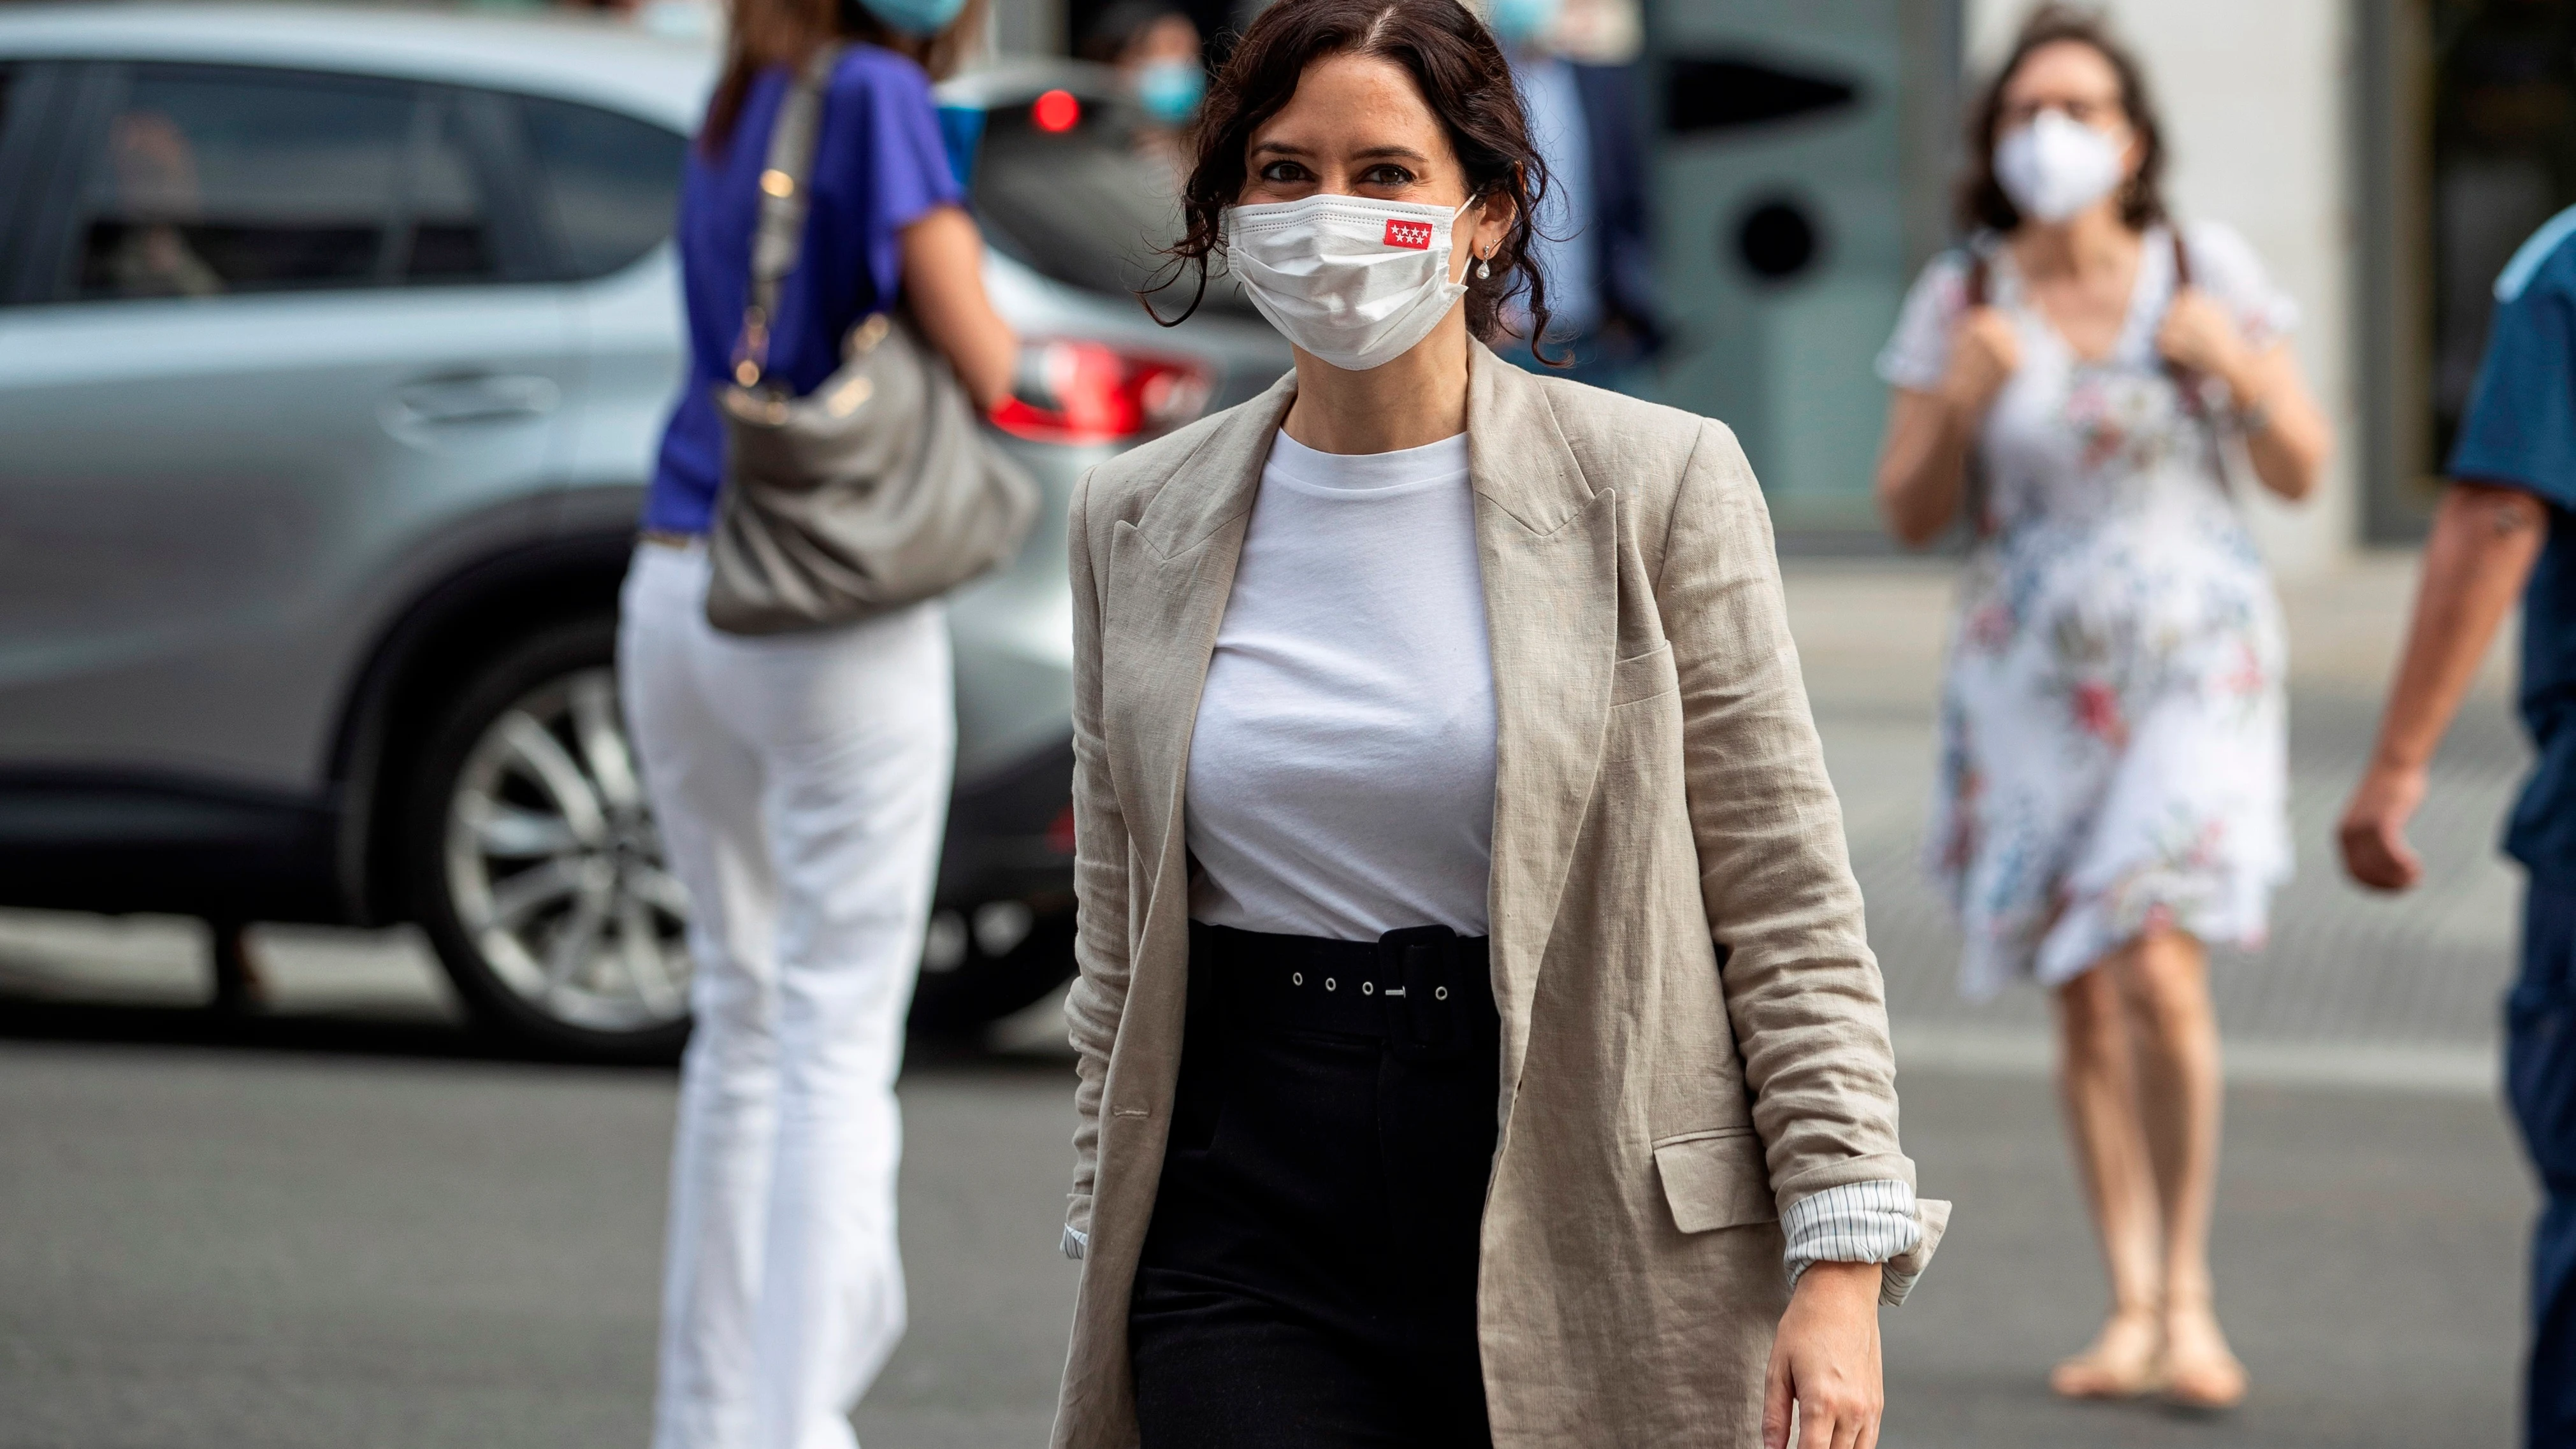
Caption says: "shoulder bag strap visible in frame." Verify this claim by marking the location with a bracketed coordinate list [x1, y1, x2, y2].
[2164, 226, 2201, 415]
[2162, 224, 2242, 494]
[1958, 247, 1995, 539]
[731, 45, 843, 391]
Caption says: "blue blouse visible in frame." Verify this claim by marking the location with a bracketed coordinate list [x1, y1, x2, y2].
[644, 45, 966, 536]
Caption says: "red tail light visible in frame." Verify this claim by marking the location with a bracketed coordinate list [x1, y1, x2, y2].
[1031, 88, 1082, 133]
[988, 341, 1213, 445]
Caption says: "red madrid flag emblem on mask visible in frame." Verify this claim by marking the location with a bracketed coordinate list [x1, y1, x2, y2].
[1383, 218, 1435, 250]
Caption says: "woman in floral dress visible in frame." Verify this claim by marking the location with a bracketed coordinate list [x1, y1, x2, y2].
[1874, 7, 2331, 1411]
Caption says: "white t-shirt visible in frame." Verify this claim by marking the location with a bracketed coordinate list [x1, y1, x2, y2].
[1184, 429, 1496, 940]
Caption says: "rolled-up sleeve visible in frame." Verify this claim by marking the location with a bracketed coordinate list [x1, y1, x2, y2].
[1780, 1178, 1921, 1288]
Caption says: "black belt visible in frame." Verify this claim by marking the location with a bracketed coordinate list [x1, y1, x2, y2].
[1190, 921, 1497, 1063]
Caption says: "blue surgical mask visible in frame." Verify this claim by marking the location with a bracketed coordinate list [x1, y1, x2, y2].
[858, 0, 966, 38]
[1489, 0, 1561, 48]
[1134, 59, 1205, 126]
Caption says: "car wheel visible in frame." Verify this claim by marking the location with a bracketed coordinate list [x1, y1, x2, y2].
[407, 618, 693, 1060]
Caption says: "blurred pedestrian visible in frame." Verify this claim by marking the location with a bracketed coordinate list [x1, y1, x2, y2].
[1081, 0, 1205, 127]
[618, 0, 1017, 1443]
[2338, 206, 2576, 1448]
[1052, 1, 1944, 1445]
[1872, 4, 2330, 1411]
[1483, 0, 1660, 385]
[99, 111, 221, 299]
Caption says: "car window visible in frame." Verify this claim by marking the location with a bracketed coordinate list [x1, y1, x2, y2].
[405, 91, 503, 284]
[513, 94, 684, 281]
[0, 62, 90, 308]
[73, 66, 418, 299]
[0, 64, 22, 284]
[971, 90, 1258, 318]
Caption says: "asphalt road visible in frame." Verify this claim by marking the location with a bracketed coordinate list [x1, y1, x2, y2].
[0, 995, 2535, 1449]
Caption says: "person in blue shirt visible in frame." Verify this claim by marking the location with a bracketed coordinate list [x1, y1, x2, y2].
[2341, 206, 2576, 1448]
[618, 0, 1015, 1445]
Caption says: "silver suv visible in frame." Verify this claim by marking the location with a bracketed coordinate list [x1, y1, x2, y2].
[0, 5, 1287, 1055]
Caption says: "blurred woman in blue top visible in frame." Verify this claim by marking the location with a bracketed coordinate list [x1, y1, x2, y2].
[616, 0, 1014, 1444]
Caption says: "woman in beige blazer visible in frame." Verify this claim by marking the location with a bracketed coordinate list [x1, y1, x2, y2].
[1053, 1, 1944, 1445]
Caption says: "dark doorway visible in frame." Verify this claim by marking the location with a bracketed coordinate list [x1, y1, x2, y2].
[2433, 0, 2576, 469]
[2368, 0, 2576, 541]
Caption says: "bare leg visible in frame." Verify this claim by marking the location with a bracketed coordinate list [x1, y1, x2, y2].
[2049, 957, 2165, 1398]
[2114, 930, 2245, 1408]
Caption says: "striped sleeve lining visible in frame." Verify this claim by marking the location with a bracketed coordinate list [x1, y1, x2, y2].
[1779, 1178, 1920, 1289]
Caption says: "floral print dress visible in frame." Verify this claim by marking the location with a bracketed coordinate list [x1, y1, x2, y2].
[1878, 222, 2296, 999]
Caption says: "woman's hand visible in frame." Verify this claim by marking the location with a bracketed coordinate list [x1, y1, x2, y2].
[1939, 306, 2020, 418]
[1762, 1261, 1884, 1449]
[1872, 304, 2020, 549]
[1874, 305, 2015, 548]
[2157, 287, 2333, 501]
[2155, 289, 2255, 398]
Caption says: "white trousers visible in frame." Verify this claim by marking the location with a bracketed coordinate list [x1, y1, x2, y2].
[620, 542, 954, 1449]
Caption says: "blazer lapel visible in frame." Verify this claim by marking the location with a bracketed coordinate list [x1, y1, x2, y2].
[1468, 345, 1617, 1093]
[1102, 373, 1298, 909]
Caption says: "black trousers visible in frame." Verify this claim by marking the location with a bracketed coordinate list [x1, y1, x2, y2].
[1130, 923, 1501, 1449]
[2515, 880, 2576, 1448]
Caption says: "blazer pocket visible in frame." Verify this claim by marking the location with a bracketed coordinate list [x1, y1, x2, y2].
[1610, 641, 1679, 708]
[1652, 1127, 1777, 1234]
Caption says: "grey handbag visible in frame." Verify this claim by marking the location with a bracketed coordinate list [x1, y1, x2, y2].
[704, 46, 1038, 636]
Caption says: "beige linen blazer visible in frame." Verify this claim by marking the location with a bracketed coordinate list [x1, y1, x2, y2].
[1055, 343, 1946, 1448]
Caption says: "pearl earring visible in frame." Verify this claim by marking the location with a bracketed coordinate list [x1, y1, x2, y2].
[1477, 252, 1492, 280]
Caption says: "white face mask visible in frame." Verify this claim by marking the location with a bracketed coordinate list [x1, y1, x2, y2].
[1222, 194, 1478, 371]
[1993, 110, 2126, 224]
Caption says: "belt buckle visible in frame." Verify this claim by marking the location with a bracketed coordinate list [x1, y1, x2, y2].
[1377, 924, 1469, 1063]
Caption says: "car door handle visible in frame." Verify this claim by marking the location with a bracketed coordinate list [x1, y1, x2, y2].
[386, 373, 563, 426]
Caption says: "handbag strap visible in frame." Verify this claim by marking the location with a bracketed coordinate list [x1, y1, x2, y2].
[2163, 225, 2204, 417]
[2160, 223, 2245, 494]
[730, 45, 844, 391]
[1958, 245, 1995, 540]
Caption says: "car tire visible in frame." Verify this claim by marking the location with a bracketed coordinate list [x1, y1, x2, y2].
[405, 616, 693, 1061]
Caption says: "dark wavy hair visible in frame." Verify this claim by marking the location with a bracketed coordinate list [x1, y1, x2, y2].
[1149, 0, 1557, 359]
[1958, 4, 2168, 234]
